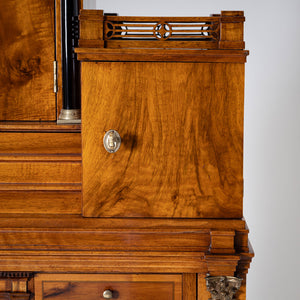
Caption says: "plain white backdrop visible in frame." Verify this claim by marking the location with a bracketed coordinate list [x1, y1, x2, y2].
[84, 1, 300, 299]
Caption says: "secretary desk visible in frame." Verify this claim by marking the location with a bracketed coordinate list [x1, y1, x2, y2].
[0, 1, 253, 299]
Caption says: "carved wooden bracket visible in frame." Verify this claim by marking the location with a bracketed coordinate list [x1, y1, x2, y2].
[0, 272, 33, 300]
[205, 276, 242, 300]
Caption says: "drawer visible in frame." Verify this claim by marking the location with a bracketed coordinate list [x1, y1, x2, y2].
[35, 274, 182, 300]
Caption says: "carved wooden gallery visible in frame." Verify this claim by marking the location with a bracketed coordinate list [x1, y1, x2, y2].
[0, 0, 253, 299]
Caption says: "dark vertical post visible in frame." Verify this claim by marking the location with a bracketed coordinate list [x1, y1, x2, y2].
[58, 0, 81, 123]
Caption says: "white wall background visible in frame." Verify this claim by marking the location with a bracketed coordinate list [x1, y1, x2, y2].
[84, 1, 300, 299]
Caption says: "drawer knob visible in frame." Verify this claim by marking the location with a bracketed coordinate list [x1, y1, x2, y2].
[103, 289, 113, 299]
[103, 130, 121, 153]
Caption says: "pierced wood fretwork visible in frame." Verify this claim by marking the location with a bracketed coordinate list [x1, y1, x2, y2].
[104, 17, 220, 43]
[79, 10, 245, 50]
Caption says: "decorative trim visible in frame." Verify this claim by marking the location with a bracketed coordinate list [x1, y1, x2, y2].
[206, 276, 242, 300]
[57, 109, 81, 124]
[0, 272, 33, 278]
[78, 10, 245, 50]
[0, 272, 33, 300]
[104, 17, 220, 42]
[0, 292, 31, 300]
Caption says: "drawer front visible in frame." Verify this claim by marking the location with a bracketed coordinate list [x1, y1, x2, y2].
[35, 274, 182, 300]
[82, 62, 244, 218]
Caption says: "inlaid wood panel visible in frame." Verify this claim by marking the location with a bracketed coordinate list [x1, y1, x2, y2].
[35, 274, 182, 300]
[0, 0, 56, 120]
[82, 62, 244, 218]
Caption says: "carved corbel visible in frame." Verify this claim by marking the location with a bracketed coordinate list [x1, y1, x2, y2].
[205, 276, 242, 300]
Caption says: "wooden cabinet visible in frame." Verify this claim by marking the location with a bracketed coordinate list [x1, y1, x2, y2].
[0, 4, 253, 300]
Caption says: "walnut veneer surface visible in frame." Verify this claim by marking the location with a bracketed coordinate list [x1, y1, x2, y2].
[0, 6, 253, 300]
[82, 62, 244, 218]
[0, 0, 56, 121]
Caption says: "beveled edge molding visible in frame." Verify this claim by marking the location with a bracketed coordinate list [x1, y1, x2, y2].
[205, 276, 242, 300]
[0, 251, 206, 273]
[0, 122, 81, 132]
[76, 48, 249, 63]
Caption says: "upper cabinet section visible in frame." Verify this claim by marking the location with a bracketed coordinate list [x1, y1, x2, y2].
[0, 0, 56, 121]
[79, 10, 247, 219]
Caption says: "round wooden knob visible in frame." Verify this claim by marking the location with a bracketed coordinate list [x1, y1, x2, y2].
[103, 289, 113, 299]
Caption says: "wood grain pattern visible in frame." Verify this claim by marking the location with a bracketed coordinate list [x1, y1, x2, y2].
[0, 191, 81, 214]
[76, 48, 249, 63]
[82, 62, 244, 218]
[0, 161, 81, 214]
[0, 133, 81, 154]
[219, 11, 245, 50]
[0, 130, 81, 214]
[0, 0, 56, 121]
[0, 216, 245, 254]
[35, 274, 182, 300]
[183, 273, 197, 300]
[0, 228, 211, 251]
[0, 250, 207, 273]
[0, 122, 81, 132]
[210, 230, 235, 254]
[197, 274, 212, 300]
[0, 162, 81, 184]
[0, 215, 247, 230]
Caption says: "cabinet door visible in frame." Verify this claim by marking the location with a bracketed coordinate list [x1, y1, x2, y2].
[0, 0, 56, 121]
[82, 62, 244, 218]
[35, 274, 182, 300]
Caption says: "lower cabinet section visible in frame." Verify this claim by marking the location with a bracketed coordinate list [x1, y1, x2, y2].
[34, 274, 182, 300]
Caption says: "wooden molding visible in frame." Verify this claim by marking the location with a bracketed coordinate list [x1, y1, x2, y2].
[76, 48, 249, 63]
[0, 272, 33, 300]
[209, 231, 236, 254]
[205, 254, 240, 276]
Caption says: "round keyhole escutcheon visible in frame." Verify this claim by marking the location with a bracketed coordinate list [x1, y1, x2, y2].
[103, 130, 121, 153]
